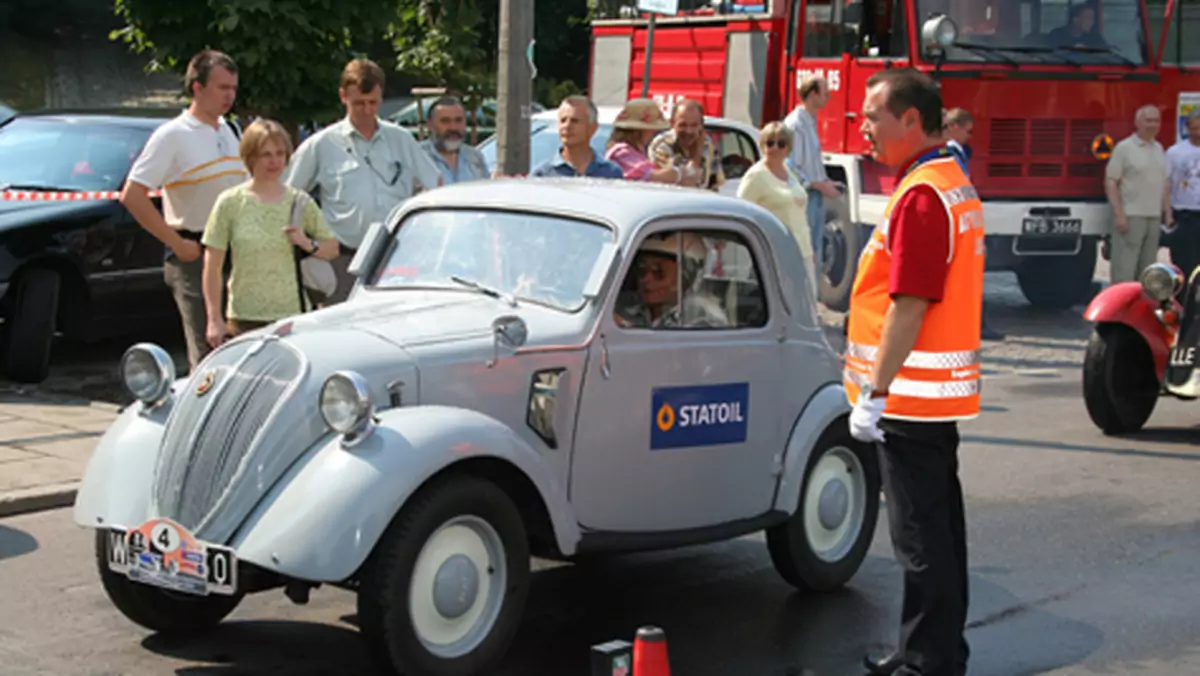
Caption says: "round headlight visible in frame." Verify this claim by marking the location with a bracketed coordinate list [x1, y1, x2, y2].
[921, 15, 958, 50]
[320, 371, 374, 436]
[120, 343, 175, 405]
[1140, 263, 1183, 302]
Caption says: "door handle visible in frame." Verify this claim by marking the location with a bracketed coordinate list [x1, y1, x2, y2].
[844, 112, 858, 119]
[600, 334, 611, 379]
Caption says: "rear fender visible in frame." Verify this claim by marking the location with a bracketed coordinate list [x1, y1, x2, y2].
[772, 382, 854, 515]
[1084, 282, 1179, 377]
[228, 405, 580, 583]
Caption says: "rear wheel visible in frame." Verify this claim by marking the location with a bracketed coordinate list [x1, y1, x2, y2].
[1082, 324, 1160, 434]
[818, 199, 859, 312]
[94, 530, 244, 633]
[1017, 238, 1098, 310]
[766, 422, 880, 592]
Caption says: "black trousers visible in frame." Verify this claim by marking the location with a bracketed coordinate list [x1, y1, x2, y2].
[1170, 209, 1200, 289]
[877, 418, 969, 676]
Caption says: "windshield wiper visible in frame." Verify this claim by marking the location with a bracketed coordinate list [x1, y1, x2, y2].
[949, 42, 1020, 67]
[0, 183, 72, 192]
[1054, 44, 1138, 68]
[449, 275, 518, 307]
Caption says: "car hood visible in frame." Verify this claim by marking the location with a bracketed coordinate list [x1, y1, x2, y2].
[0, 198, 115, 232]
[283, 290, 524, 348]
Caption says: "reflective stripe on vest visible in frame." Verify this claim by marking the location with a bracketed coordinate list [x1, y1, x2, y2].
[843, 155, 986, 422]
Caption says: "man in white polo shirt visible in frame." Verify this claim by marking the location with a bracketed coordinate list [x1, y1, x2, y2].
[285, 58, 441, 305]
[120, 50, 248, 370]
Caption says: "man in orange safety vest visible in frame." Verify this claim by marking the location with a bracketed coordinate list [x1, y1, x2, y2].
[846, 68, 985, 676]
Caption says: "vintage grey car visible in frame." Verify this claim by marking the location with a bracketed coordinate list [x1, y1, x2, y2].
[73, 178, 880, 675]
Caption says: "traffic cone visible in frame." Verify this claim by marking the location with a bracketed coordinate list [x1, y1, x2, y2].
[632, 625, 670, 676]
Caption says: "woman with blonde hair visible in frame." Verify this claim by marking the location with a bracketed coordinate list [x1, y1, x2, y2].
[605, 98, 703, 186]
[737, 121, 816, 288]
[201, 118, 339, 345]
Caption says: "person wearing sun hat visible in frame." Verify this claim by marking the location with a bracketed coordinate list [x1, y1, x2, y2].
[605, 98, 704, 186]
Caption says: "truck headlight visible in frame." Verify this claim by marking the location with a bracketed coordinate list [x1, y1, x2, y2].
[120, 343, 175, 406]
[1141, 263, 1183, 302]
[320, 371, 375, 442]
[921, 15, 958, 51]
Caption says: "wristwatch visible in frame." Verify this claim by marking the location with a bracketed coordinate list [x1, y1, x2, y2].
[308, 238, 320, 253]
[861, 383, 889, 399]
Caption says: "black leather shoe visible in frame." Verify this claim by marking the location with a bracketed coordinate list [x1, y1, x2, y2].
[863, 651, 905, 674]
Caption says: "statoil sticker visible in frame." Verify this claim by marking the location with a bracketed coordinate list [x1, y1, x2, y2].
[651, 382, 749, 450]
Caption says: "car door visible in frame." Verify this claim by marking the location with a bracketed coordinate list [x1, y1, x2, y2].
[706, 123, 761, 197]
[569, 217, 785, 533]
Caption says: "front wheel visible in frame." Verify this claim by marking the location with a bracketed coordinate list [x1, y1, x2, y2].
[94, 530, 244, 633]
[1083, 324, 1160, 434]
[358, 475, 530, 676]
[766, 422, 880, 592]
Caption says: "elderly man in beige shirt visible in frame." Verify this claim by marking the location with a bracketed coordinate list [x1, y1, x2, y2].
[1105, 104, 1173, 283]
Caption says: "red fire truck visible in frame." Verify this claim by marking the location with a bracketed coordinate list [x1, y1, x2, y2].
[590, 0, 1200, 311]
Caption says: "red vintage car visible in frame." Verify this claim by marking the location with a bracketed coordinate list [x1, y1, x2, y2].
[1083, 263, 1200, 434]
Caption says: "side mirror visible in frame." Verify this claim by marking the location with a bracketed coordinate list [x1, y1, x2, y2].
[348, 221, 388, 278]
[489, 315, 528, 367]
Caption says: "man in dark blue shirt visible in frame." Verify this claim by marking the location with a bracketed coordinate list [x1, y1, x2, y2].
[531, 95, 624, 179]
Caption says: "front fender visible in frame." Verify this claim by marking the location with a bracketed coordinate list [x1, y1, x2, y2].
[228, 405, 580, 583]
[772, 382, 853, 515]
[1084, 281, 1179, 377]
[72, 399, 171, 529]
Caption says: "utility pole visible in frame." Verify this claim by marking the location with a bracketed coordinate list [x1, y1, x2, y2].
[497, 0, 534, 176]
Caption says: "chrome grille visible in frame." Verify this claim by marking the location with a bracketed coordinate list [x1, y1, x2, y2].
[153, 339, 303, 535]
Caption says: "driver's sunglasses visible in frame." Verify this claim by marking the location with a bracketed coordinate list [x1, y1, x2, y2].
[637, 262, 671, 281]
[763, 138, 789, 149]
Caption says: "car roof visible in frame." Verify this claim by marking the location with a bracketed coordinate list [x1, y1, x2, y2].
[13, 109, 177, 129]
[401, 177, 792, 246]
[529, 105, 762, 138]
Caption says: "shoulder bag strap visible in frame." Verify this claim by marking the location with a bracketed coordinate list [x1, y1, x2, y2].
[289, 190, 309, 313]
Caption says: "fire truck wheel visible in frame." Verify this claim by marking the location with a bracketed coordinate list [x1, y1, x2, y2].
[1083, 324, 1159, 434]
[1017, 238, 1098, 310]
[818, 200, 858, 312]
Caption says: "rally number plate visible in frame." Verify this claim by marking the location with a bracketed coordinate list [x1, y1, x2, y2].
[105, 517, 237, 596]
[1022, 217, 1083, 235]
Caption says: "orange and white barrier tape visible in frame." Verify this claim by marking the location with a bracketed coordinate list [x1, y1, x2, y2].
[1, 189, 163, 201]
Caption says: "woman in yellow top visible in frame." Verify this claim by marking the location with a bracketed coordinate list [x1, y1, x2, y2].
[201, 119, 339, 346]
[737, 121, 816, 289]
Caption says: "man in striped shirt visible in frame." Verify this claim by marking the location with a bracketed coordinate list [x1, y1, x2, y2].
[120, 50, 249, 370]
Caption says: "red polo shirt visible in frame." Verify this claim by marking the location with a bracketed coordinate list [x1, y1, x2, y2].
[887, 148, 954, 302]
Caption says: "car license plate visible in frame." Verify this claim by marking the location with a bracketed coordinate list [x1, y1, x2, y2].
[1022, 217, 1082, 235]
[105, 517, 237, 596]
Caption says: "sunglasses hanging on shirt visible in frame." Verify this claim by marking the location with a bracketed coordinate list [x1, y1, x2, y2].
[364, 155, 403, 186]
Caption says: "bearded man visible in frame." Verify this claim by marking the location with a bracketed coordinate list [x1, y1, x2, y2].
[419, 95, 490, 185]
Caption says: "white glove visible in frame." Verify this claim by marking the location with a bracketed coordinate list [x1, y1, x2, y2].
[849, 391, 887, 443]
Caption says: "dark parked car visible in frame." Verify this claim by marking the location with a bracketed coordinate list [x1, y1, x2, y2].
[0, 111, 179, 383]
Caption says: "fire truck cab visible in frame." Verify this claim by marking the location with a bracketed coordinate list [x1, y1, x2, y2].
[590, 0, 1199, 311]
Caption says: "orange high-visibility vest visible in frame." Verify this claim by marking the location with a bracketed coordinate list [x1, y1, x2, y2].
[843, 154, 986, 422]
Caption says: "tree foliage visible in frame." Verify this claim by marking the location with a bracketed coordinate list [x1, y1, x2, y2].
[110, 0, 397, 127]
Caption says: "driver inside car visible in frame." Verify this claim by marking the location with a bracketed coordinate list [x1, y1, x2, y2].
[614, 232, 728, 329]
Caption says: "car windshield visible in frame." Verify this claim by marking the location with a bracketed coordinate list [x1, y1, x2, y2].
[478, 119, 612, 173]
[0, 118, 153, 192]
[368, 209, 615, 311]
[917, 0, 1148, 66]
[0, 103, 14, 127]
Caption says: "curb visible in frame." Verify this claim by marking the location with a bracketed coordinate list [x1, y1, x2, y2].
[0, 482, 79, 519]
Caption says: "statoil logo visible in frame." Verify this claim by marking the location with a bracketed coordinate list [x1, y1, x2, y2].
[650, 382, 750, 450]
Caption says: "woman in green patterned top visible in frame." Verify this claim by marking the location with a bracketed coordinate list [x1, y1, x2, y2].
[201, 119, 338, 346]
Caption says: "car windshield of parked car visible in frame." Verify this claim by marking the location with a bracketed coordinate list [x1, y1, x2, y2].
[478, 119, 612, 173]
[369, 209, 615, 311]
[0, 118, 152, 192]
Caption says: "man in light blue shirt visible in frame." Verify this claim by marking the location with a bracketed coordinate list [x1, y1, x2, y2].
[419, 96, 490, 185]
[784, 75, 841, 272]
[530, 96, 624, 179]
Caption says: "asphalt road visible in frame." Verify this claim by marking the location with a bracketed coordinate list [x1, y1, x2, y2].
[1, 372, 1197, 676]
[2, 267, 1200, 675]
